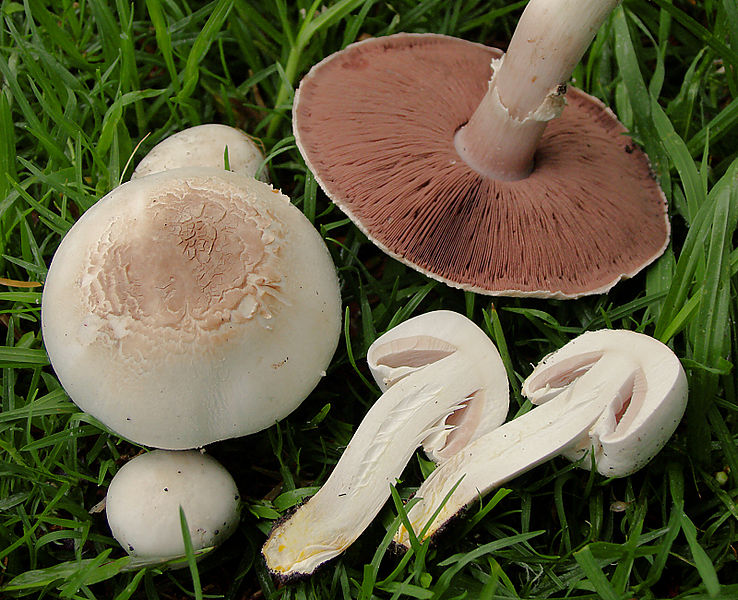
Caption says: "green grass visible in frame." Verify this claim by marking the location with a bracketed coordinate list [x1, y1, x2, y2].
[1, 0, 737, 598]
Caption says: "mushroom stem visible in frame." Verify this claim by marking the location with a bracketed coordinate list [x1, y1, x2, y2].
[262, 358, 481, 575]
[394, 351, 638, 547]
[455, 0, 620, 180]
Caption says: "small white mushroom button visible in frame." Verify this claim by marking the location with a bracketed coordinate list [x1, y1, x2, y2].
[393, 329, 688, 548]
[132, 124, 268, 181]
[261, 310, 509, 576]
[106, 450, 240, 562]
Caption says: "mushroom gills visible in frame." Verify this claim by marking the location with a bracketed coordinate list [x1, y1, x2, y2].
[523, 351, 603, 404]
[367, 312, 510, 455]
[424, 389, 487, 460]
[371, 334, 457, 388]
[525, 352, 648, 469]
[370, 333, 486, 458]
[292, 25, 670, 298]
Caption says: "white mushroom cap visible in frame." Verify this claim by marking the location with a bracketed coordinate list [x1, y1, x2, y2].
[106, 450, 240, 561]
[367, 310, 509, 460]
[41, 168, 341, 448]
[131, 124, 267, 181]
[522, 329, 688, 476]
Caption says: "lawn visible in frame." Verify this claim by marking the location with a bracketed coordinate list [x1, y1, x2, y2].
[1, 0, 737, 598]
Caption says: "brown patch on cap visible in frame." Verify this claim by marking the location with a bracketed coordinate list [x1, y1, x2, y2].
[82, 180, 284, 357]
[294, 33, 669, 298]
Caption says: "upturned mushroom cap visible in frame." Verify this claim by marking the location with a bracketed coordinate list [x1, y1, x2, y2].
[293, 33, 669, 298]
[393, 328, 687, 548]
[42, 168, 341, 449]
[262, 310, 509, 576]
[132, 124, 267, 181]
[106, 450, 240, 561]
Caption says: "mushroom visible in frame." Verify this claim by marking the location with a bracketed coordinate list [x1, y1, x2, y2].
[132, 124, 268, 181]
[393, 329, 688, 548]
[106, 450, 240, 561]
[261, 310, 509, 576]
[292, 0, 669, 298]
[41, 167, 342, 449]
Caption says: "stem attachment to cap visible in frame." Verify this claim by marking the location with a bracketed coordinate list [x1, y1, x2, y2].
[455, 0, 621, 180]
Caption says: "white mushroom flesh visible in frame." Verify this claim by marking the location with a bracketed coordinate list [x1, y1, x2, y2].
[367, 311, 510, 461]
[393, 329, 688, 548]
[106, 450, 240, 561]
[262, 310, 509, 576]
[132, 124, 268, 181]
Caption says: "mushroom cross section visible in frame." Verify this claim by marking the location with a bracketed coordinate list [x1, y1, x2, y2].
[393, 329, 688, 548]
[261, 310, 509, 576]
[292, 0, 669, 298]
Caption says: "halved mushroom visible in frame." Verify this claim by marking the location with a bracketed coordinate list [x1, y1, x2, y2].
[262, 310, 509, 576]
[393, 329, 688, 548]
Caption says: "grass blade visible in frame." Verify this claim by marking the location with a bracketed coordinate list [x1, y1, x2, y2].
[179, 507, 203, 600]
[573, 545, 625, 600]
[680, 511, 721, 597]
[686, 161, 737, 462]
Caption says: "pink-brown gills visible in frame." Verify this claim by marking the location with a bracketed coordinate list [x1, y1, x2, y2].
[294, 33, 669, 298]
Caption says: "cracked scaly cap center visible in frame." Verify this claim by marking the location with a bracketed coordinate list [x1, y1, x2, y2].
[81, 183, 284, 354]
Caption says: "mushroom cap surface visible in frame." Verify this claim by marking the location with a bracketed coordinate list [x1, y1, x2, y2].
[132, 124, 267, 181]
[42, 168, 341, 449]
[293, 33, 670, 298]
[106, 450, 240, 560]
